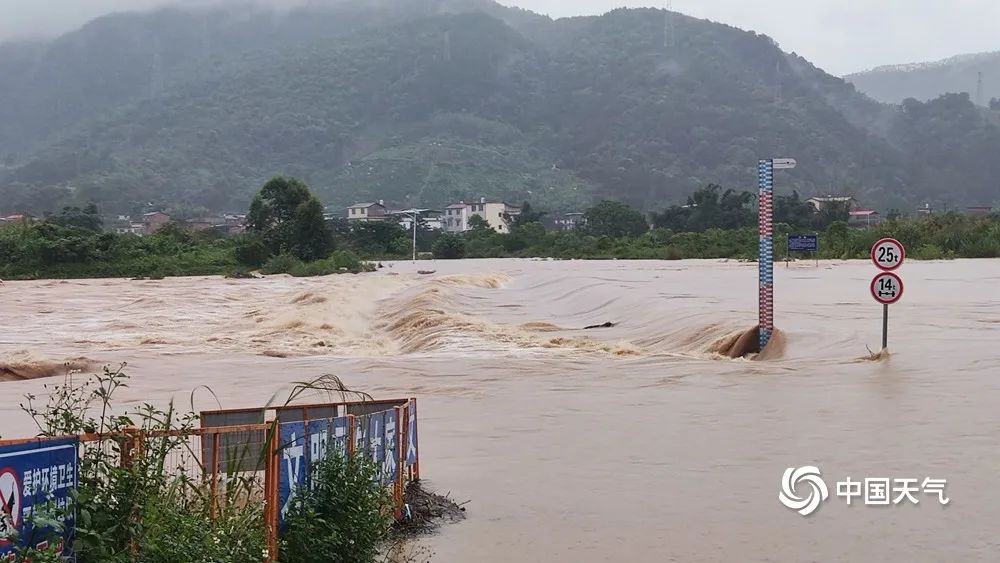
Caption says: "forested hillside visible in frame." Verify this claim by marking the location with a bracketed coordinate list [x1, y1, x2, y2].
[1, 0, 998, 216]
[846, 51, 1000, 106]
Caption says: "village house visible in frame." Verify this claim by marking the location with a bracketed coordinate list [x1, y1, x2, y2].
[185, 216, 226, 232]
[443, 202, 470, 232]
[394, 209, 443, 231]
[806, 195, 860, 213]
[111, 215, 145, 234]
[142, 211, 172, 234]
[848, 209, 881, 228]
[551, 212, 585, 231]
[443, 198, 521, 233]
[346, 201, 388, 222]
[0, 214, 35, 226]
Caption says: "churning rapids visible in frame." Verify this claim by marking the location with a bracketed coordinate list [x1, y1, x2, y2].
[2, 259, 999, 562]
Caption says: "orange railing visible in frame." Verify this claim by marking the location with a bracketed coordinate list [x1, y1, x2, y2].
[0, 397, 420, 562]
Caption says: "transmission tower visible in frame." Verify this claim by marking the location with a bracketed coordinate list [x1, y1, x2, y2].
[976, 71, 984, 106]
[664, 1, 675, 49]
[443, 30, 452, 63]
[150, 35, 164, 99]
[775, 60, 782, 103]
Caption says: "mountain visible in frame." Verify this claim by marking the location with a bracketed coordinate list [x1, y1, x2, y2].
[846, 51, 1000, 106]
[1, 0, 999, 217]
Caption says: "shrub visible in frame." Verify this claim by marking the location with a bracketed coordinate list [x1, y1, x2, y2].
[261, 253, 303, 275]
[432, 234, 467, 259]
[235, 236, 272, 268]
[910, 244, 950, 260]
[280, 452, 392, 563]
[20, 366, 268, 563]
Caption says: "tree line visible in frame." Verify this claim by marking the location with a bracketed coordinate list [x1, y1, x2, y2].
[1, 176, 997, 280]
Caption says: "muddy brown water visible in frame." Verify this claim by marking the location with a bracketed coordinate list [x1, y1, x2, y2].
[2, 259, 999, 562]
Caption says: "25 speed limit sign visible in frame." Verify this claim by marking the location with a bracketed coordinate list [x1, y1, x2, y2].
[871, 272, 904, 305]
[871, 238, 905, 271]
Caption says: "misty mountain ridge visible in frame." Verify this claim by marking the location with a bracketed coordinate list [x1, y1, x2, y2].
[1, 0, 998, 217]
[847, 50, 1000, 105]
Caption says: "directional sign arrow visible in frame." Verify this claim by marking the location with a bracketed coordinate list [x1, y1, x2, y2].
[772, 158, 797, 169]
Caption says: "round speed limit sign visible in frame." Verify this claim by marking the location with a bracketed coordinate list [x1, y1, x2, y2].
[871, 238, 905, 271]
[871, 272, 904, 305]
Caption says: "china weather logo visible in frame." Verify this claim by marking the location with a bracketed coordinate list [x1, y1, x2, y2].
[779, 466, 829, 516]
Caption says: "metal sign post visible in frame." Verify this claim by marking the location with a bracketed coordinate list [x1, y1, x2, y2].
[758, 158, 795, 351]
[870, 238, 905, 350]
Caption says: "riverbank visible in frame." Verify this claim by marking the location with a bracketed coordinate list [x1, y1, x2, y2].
[3, 213, 998, 280]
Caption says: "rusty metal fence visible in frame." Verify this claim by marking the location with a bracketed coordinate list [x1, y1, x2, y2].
[0, 397, 420, 562]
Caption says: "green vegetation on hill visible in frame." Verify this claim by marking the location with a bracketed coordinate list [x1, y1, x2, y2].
[1, 2, 999, 218]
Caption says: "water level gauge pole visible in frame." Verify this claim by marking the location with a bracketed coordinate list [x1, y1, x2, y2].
[758, 157, 796, 352]
[757, 159, 775, 351]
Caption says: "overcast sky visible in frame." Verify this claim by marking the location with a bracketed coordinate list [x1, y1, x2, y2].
[0, 0, 997, 75]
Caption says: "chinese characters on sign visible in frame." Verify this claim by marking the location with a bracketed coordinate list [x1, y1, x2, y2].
[835, 477, 949, 506]
[0, 437, 78, 559]
[779, 466, 949, 516]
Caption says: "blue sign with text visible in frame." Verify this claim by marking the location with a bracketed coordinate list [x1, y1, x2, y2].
[788, 234, 819, 252]
[0, 437, 78, 558]
[277, 410, 408, 530]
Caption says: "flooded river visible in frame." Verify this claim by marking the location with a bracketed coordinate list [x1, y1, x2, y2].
[2, 259, 999, 561]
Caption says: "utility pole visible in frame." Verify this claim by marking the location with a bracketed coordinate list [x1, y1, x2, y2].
[410, 211, 418, 263]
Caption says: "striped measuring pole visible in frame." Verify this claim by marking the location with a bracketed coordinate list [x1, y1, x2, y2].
[758, 159, 774, 351]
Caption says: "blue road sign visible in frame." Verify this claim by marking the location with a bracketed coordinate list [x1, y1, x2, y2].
[788, 234, 819, 252]
[0, 437, 78, 558]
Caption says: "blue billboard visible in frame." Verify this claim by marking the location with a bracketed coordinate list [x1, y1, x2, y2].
[406, 400, 418, 467]
[0, 437, 78, 558]
[278, 410, 408, 530]
[788, 234, 819, 252]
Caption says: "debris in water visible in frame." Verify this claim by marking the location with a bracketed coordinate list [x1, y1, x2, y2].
[583, 321, 616, 330]
[393, 481, 467, 538]
[417, 270, 436, 275]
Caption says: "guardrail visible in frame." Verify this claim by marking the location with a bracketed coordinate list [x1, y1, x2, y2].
[0, 397, 420, 562]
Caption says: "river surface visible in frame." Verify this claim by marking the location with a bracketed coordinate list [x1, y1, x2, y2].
[2, 258, 999, 562]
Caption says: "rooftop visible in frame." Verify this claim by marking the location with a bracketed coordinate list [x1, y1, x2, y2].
[809, 195, 856, 202]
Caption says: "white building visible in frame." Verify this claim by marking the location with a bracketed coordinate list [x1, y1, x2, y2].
[443, 203, 470, 232]
[443, 198, 521, 233]
[396, 209, 443, 231]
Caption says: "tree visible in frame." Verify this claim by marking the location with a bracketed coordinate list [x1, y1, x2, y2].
[813, 201, 850, 230]
[512, 202, 546, 227]
[350, 221, 407, 255]
[246, 176, 332, 260]
[774, 191, 816, 229]
[48, 203, 103, 231]
[432, 233, 467, 259]
[289, 198, 332, 261]
[467, 215, 492, 232]
[583, 200, 648, 238]
[990, 98, 1000, 111]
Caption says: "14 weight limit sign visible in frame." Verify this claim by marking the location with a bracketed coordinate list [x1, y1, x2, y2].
[871, 272, 904, 305]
